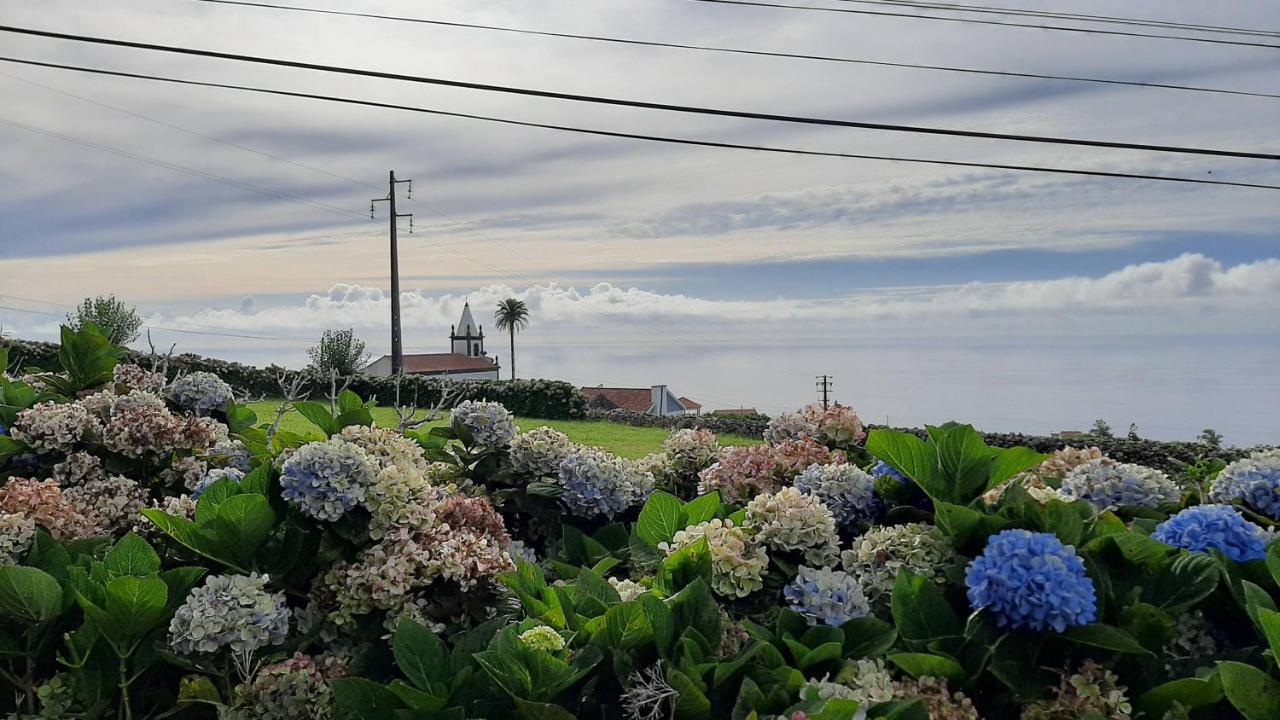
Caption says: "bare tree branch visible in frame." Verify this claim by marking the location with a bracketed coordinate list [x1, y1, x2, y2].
[394, 376, 465, 430]
[266, 370, 309, 445]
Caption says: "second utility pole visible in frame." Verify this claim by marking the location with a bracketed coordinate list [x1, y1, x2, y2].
[371, 170, 413, 375]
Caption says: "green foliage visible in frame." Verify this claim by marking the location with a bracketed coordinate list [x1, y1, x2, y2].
[307, 328, 370, 375]
[66, 295, 142, 345]
[141, 471, 278, 572]
[37, 323, 123, 396]
[866, 423, 1046, 505]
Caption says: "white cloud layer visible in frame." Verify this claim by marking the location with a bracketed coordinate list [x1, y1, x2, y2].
[143, 254, 1280, 351]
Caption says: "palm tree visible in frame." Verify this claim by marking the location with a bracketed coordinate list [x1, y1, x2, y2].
[494, 298, 530, 380]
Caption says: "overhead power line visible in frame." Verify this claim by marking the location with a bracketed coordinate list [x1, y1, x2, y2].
[189, 0, 1280, 101]
[2, 26, 1278, 163]
[0, 115, 367, 221]
[835, 0, 1280, 38]
[0, 68, 386, 193]
[691, 0, 1280, 50]
[4, 56, 1279, 192]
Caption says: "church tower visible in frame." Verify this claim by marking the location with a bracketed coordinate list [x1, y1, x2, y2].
[450, 302, 486, 357]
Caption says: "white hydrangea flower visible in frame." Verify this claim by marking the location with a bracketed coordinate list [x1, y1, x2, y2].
[10, 401, 101, 454]
[167, 371, 234, 415]
[836, 658, 897, 705]
[169, 573, 290, 656]
[660, 519, 768, 598]
[841, 523, 955, 603]
[450, 400, 517, 449]
[609, 576, 649, 602]
[0, 512, 37, 564]
[744, 487, 839, 565]
[509, 426, 575, 478]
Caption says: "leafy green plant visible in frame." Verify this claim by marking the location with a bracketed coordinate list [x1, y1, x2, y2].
[37, 323, 123, 397]
[866, 423, 1046, 506]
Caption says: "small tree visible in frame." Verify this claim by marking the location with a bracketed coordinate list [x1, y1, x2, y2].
[1127, 423, 1141, 440]
[1089, 419, 1113, 438]
[308, 329, 369, 376]
[1198, 427, 1224, 448]
[67, 295, 142, 345]
[494, 298, 530, 381]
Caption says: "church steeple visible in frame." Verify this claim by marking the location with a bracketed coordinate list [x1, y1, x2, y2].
[450, 301, 486, 357]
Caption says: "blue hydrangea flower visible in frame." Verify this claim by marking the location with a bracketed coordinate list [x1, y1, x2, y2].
[0, 421, 7, 436]
[191, 467, 247, 499]
[794, 463, 879, 528]
[1059, 460, 1180, 510]
[783, 565, 870, 627]
[557, 447, 654, 519]
[1209, 450, 1280, 519]
[280, 439, 377, 521]
[966, 529, 1097, 633]
[871, 461, 907, 483]
[1153, 504, 1270, 563]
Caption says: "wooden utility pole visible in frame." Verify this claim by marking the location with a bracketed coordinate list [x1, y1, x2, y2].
[816, 374, 833, 409]
[371, 170, 413, 375]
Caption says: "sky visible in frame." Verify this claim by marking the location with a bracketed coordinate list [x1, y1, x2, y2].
[1, 0, 1278, 444]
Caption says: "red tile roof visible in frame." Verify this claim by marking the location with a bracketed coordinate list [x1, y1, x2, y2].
[679, 396, 702, 410]
[712, 408, 758, 416]
[581, 387, 653, 413]
[376, 353, 498, 375]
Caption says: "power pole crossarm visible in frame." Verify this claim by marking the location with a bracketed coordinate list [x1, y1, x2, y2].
[815, 374, 833, 410]
[371, 170, 414, 376]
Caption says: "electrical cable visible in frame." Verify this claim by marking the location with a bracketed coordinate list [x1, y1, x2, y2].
[2, 25, 1277, 162]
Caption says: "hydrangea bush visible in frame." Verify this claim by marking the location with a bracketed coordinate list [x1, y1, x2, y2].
[2, 328, 1279, 720]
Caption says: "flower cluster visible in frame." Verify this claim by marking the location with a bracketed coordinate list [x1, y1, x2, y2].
[1209, 449, 1280, 518]
[609, 576, 648, 602]
[871, 461, 907, 483]
[1059, 459, 1180, 510]
[662, 428, 720, 476]
[100, 391, 219, 458]
[891, 677, 981, 720]
[1163, 610, 1219, 676]
[205, 437, 255, 473]
[337, 424, 433, 476]
[1021, 660, 1132, 720]
[64, 475, 149, 533]
[0, 512, 37, 564]
[52, 451, 104, 486]
[169, 573, 290, 656]
[698, 439, 844, 505]
[9, 401, 100, 454]
[226, 653, 336, 720]
[661, 519, 768, 598]
[508, 426, 575, 478]
[842, 523, 955, 603]
[698, 444, 783, 504]
[167, 371, 234, 415]
[363, 463, 448, 539]
[556, 446, 654, 519]
[0, 478, 96, 540]
[280, 438, 378, 521]
[832, 658, 895, 706]
[744, 487, 839, 565]
[518, 625, 566, 652]
[805, 403, 866, 448]
[112, 363, 168, 394]
[783, 565, 870, 627]
[451, 400, 518, 449]
[966, 529, 1097, 632]
[763, 411, 815, 445]
[793, 463, 878, 528]
[1152, 504, 1269, 562]
[1037, 446, 1106, 480]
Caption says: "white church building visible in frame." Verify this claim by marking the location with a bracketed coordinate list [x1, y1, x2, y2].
[362, 302, 501, 380]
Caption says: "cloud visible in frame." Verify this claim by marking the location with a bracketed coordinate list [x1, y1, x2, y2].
[155, 255, 1280, 346]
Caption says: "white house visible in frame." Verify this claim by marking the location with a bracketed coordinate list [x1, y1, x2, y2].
[363, 302, 501, 380]
[581, 385, 699, 417]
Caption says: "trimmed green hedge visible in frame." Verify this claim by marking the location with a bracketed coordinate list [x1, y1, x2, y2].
[2, 337, 589, 420]
[586, 408, 770, 437]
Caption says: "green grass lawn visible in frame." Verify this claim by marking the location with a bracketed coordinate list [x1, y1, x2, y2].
[246, 400, 759, 459]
